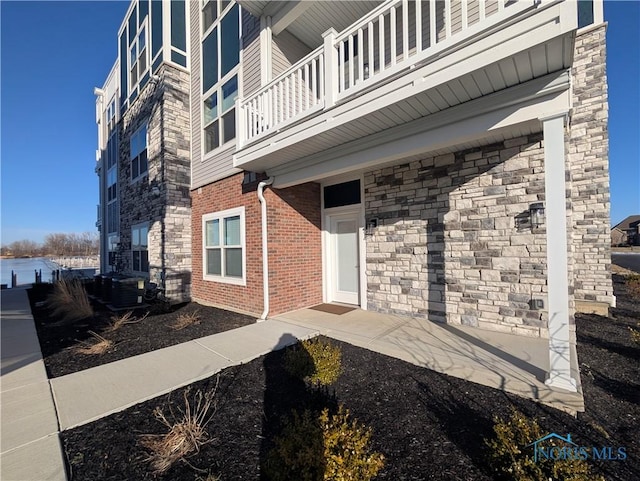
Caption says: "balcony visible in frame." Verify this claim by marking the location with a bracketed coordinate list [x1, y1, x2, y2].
[234, 0, 578, 179]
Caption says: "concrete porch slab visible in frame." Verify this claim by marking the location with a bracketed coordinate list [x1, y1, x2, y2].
[275, 308, 584, 414]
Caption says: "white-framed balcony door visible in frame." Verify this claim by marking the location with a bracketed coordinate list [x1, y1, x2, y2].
[327, 211, 360, 305]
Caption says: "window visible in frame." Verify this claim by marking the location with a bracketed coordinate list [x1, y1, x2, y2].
[203, 75, 237, 151]
[203, 207, 245, 284]
[106, 129, 119, 234]
[108, 235, 119, 267]
[129, 22, 148, 91]
[578, 0, 594, 29]
[324, 180, 361, 208]
[106, 98, 117, 133]
[130, 123, 148, 181]
[201, 1, 240, 154]
[132, 223, 149, 273]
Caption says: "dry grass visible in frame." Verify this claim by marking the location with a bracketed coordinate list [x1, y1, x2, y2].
[611, 264, 637, 276]
[139, 378, 219, 475]
[170, 310, 202, 331]
[630, 324, 640, 345]
[106, 311, 148, 332]
[47, 280, 93, 324]
[74, 331, 114, 355]
[626, 275, 640, 299]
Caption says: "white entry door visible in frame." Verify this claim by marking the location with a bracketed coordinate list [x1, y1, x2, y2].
[329, 213, 360, 305]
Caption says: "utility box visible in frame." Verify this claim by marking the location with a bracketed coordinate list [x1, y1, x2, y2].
[111, 277, 145, 308]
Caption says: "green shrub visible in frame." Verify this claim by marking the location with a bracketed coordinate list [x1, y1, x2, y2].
[485, 409, 604, 481]
[264, 405, 384, 481]
[284, 338, 342, 386]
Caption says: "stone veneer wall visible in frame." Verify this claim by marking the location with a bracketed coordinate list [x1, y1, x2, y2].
[119, 64, 192, 302]
[365, 135, 551, 337]
[570, 24, 613, 312]
[364, 24, 613, 336]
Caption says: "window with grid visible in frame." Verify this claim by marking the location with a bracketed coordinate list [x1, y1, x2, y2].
[129, 19, 148, 91]
[130, 123, 148, 181]
[131, 223, 149, 273]
[106, 129, 119, 234]
[203, 207, 245, 284]
[201, 1, 240, 154]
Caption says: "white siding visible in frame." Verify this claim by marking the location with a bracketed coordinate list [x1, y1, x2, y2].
[272, 31, 312, 77]
[191, 2, 245, 189]
[242, 10, 261, 97]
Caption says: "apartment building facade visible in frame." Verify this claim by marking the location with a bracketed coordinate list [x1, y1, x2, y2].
[96, 0, 192, 302]
[189, 0, 613, 392]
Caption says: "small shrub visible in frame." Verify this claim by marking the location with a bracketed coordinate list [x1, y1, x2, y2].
[627, 274, 640, 299]
[264, 405, 384, 481]
[284, 338, 342, 386]
[170, 310, 202, 330]
[47, 280, 93, 324]
[139, 380, 218, 475]
[485, 409, 604, 481]
[74, 331, 114, 355]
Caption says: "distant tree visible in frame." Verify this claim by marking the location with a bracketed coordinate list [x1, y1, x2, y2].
[42, 232, 99, 256]
[7, 239, 41, 257]
[43, 233, 69, 256]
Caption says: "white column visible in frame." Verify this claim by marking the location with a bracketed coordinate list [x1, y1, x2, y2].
[541, 111, 577, 393]
[260, 16, 273, 86]
[322, 28, 338, 109]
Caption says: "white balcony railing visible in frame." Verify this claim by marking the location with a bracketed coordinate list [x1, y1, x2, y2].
[238, 0, 534, 147]
[239, 48, 325, 141]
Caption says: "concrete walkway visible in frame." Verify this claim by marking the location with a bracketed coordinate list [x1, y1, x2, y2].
[1, 288, 66, 481]
[50, 319, 318, 430]
[1, 290, 583, 480]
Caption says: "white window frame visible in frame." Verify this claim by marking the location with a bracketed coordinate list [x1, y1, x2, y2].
[131, 222, 149, 275]
[129, 18, 149, 92]
[202, 206, 246, 286]
[200, 0, 241, 159]
[130, 122, 148, 183]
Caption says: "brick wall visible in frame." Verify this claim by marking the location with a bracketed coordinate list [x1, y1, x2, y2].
[191, 173, 322, 316]
[118, 64, 191, 302]
[266, 183, 323, 314]
[569, 24, 614, 311]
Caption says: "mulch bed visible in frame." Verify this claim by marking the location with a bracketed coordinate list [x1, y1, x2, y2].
[27, 284, 256, 378]
[60, 274, 639, 481]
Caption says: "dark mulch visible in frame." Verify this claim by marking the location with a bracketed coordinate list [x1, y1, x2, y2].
[27, 284, 256, 378]
[60, 275, 639, 480]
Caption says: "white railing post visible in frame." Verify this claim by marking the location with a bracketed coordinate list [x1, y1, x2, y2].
[236, 97, 245, 148]
[323, 28, 338, 109]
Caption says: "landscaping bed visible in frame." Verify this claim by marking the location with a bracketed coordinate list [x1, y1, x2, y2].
[28, 283, 256, 378]
[60, 275, 639, 481]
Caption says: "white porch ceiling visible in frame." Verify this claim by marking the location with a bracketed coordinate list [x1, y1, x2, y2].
[238, 0, 383, 48]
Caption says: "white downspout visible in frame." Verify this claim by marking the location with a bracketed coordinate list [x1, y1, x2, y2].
[258, 177, 274, 321]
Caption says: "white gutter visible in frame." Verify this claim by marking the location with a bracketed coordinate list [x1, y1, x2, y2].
[257, 177, 274, 320]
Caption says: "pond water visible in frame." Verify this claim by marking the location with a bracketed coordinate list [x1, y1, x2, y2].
[0, 257, 61, 286]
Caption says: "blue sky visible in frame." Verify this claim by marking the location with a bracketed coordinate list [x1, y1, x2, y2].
[1, 1, 639, 245]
